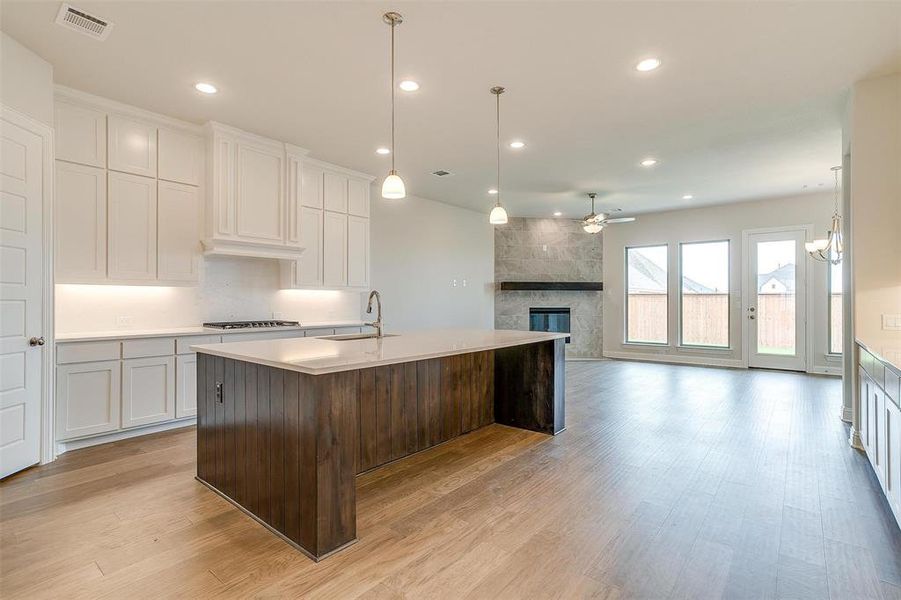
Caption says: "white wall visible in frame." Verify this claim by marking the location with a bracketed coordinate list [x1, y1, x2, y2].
[370, 193, 494, 332]
[603, 191, 839, 373]
[55, 257, 364, 333]
[1, 32, 53, 126]
[850, 72, 901, 350]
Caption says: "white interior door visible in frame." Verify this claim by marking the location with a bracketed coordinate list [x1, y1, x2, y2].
[746, 229, 807, 371]
[0, 112, 45, 478]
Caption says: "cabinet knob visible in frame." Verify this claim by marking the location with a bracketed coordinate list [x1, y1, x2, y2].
[29, 336, 45, 347]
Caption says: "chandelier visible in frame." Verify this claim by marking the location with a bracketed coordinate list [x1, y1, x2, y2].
[806, 165, 843, 264]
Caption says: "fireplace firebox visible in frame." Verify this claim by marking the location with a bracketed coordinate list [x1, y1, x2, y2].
[529, 307, 571, 344]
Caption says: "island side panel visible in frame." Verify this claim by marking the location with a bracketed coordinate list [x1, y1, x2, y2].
[494, 338, 566, 435]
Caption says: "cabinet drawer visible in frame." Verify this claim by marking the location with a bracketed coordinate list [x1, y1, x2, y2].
[57, 341, 120, 364]
[176, 335, 222, 355]
[122, 337, 175, 358]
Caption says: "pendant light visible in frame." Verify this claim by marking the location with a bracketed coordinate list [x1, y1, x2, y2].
[381, 12, 406, 199]
[805, 166, 843, 264]
[489, 86, 508, 225]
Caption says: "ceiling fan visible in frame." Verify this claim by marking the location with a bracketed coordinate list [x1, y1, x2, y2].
[581, 193, 636, 233]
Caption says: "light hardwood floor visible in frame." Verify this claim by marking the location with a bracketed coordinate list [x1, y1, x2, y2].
[2, 360, 899, 599]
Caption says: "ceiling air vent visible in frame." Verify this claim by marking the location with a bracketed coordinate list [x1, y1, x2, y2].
[431, 170, 453, 177]
[55, 3, 113, 41]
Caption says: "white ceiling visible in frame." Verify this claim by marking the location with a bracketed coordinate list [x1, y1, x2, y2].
[2, 1, 899, 218]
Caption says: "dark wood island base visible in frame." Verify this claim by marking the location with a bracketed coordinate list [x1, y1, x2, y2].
[195, 337, 565, 561]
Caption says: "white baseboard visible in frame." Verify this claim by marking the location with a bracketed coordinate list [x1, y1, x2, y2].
[56, 418, 196, 455]
[603, 351, 744, 369]
[565, 357, 607, 362]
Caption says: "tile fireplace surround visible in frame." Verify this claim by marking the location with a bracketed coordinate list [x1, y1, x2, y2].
[495, 217, 603, 358]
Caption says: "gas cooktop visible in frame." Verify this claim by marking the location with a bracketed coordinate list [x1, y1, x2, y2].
[203, 320, 300, 330]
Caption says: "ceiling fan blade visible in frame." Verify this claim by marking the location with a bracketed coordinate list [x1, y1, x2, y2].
[602, 217, 636, 224]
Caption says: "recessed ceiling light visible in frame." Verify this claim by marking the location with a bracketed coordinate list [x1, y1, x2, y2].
[194, 82, 218, 94]
[641, 158, 657, 167]
[399, 80, 419, 92]
[376, 147, 391, 155]
[488, 188, 498, 195]
[682, 194, 693, 200]
[553, 211, 562, 217]
[509, 141, 525, 149]
[635, 58, 661, 72]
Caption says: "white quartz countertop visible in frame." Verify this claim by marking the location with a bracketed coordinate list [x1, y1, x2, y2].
[55, 321, 369, 342]
[191, 329, 569, 375]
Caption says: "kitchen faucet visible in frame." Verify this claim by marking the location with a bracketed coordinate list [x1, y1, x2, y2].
[365, 290, 383, 337]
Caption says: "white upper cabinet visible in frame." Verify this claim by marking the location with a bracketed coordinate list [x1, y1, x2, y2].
[323, 211, 348, 287]
[204, 122, 302, 259]
[55, 162, 107, 281]
[158, 128, 203, 186]
[158, 181, 201, 282]
[108, 115, 157, 177]
[237, 141, 283, 242]
[323, 171, 348, 213]
[108, 171, 157, 280]
[301, 164, 324, 208]
[55, 100, 106, 167]
[348, 178, 370, 217]
[347, 214, 370, 288]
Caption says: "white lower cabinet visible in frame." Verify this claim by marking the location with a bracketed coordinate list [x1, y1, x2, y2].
[886, 400, 900, 512]
[122, 356, 176, 428]
[56, 361, 121, 440]
[176, 354, 198, 418]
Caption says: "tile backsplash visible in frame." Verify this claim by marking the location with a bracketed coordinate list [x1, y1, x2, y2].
[55, 256, 364, 333]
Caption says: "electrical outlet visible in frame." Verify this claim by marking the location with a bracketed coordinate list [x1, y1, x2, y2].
[542, 244, 548, 252]
[452, 279, 458, 287]
[462, 279, 468, 287]
[116, 316, 133, 327]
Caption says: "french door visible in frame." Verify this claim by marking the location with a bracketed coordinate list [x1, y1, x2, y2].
[745, 228, 808, 371]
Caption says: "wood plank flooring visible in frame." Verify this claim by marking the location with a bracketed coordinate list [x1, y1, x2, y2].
[2, 360, 899, 599]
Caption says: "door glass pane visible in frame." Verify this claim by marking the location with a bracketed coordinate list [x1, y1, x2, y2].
[756, 240, 796, 355]
[830, 260, 842, 354]
[626, 245, 668, 344]
[681, 241, 729, 347]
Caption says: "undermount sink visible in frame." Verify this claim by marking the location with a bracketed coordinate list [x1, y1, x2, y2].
[321, 333, 398, 341]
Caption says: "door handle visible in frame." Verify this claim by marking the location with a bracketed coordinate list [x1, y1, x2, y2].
[29, 336, 45, 347]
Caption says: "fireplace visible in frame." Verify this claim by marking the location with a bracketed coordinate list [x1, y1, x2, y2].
[529, 307, 571, 343]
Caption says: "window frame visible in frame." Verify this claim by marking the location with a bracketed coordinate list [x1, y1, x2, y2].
[624, 243, 669, 346]
[677, 239, 731, 350]
[827, 259, 843, 356]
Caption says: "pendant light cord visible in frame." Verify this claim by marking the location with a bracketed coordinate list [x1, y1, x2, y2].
[495, 90, 500, 206]
[390, 19, 396, 173]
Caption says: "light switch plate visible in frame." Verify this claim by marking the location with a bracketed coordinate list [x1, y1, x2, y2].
[883, 314, 901, 331]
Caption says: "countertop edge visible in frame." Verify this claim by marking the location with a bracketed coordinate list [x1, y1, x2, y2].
[856, 338, 901, 376]
[55, 322, 370, 343]
[191, 332, 570, 376]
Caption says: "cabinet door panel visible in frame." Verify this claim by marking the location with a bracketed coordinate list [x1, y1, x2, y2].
[296, 207, 323, 286]
[158, 128, 203, 185]
[108, 172, 157, 280]
[886, 401, 900, 510]
[56, 361, 121, 440]
[877, 389, 887, 477]
[236, 143, 284, 241]
[861, 370, 870, 452]
[301, 164, 324, 208]
[323, 211, 347, 287]
[158, 181, 201, 282]
[55, 162, 107, 281]
[347, 215, 369, 288]
[122, 356, 176, 428]
[108, 116, 157, 177]
[323, 171, 348, 213]
[347, 178, 369, 217]
[55, 101, 106, 167]
[176, 354, 198, 418]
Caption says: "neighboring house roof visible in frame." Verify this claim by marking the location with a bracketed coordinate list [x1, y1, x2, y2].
[757, 263, 795, 293]
[628, 251, 714, 293]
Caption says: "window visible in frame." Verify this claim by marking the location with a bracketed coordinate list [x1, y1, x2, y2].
[626, 245, 668, 344]
[829, 260, 842, 354]
[680, 241, 730, 348]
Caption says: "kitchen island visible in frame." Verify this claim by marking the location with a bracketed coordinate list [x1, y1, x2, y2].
[191, 329, 567, 560]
